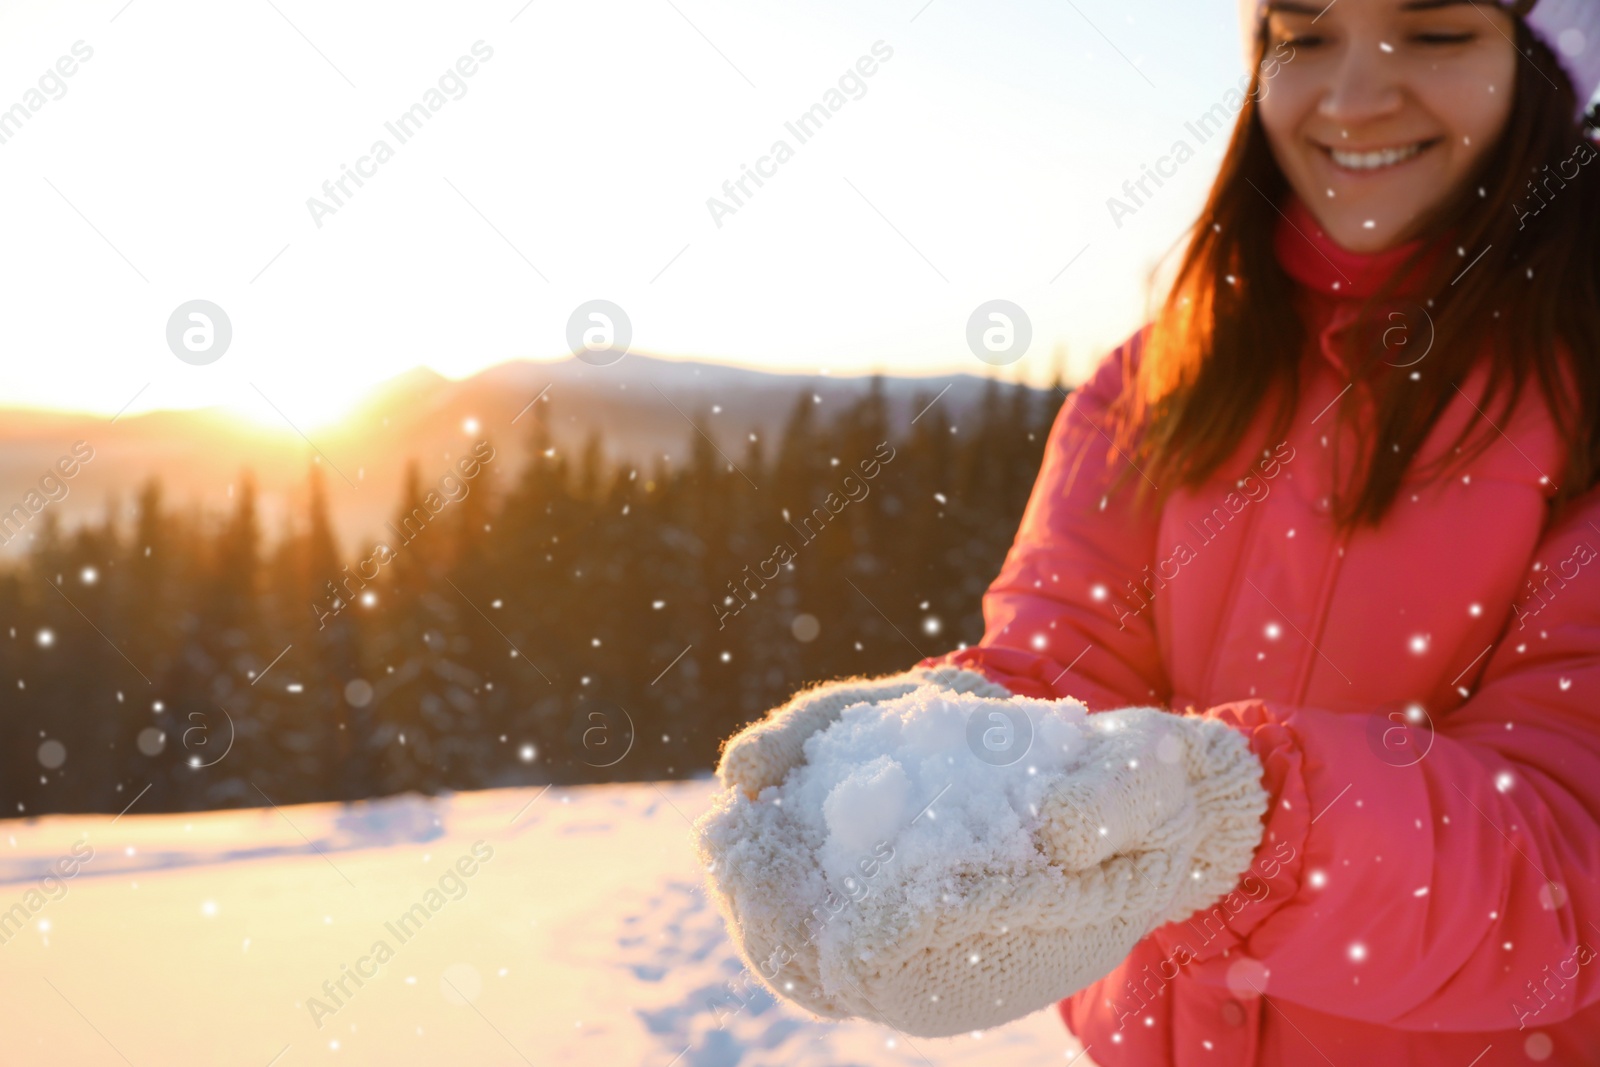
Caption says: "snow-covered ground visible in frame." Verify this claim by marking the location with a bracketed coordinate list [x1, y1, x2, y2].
[0, 779, 1091, 1066]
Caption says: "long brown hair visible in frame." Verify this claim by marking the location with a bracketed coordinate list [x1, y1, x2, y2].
[1106, 17, 1600, 531]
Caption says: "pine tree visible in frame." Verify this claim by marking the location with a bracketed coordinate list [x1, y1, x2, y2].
[0, 376, 1060, 812]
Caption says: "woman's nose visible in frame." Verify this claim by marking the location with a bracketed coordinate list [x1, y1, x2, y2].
[1318, 36, 1405, 126]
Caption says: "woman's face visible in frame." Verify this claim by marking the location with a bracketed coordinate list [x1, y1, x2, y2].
[1256, 0, 1518, 253]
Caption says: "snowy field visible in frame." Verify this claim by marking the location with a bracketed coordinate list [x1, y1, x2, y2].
[0, 779, 1090, 1066]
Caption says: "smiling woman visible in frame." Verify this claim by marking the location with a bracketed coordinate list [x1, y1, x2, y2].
[1032, 0, 1600, 1061]
[1256, 0, 1520, 252]
[704, 1, 1600, 1064]
[1123, 0, 1600, 531]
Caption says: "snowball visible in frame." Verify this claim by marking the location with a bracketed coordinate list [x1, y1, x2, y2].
[822, 756, 912, 859]
[725, 686, 1093, 959]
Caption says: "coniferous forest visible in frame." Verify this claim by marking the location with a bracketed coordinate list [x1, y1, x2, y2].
[0, 376, 1068, 815]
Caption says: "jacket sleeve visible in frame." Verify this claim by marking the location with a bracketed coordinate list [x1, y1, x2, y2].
[916, 332, 1172, 710]
[1157, 483, 1600, 1031]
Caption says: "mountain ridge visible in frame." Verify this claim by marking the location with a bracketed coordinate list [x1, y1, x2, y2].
[0, 353, 1062, 559]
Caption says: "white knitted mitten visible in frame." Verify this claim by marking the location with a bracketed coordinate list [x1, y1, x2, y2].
[714, 665, 1013, 799]
[1032, 706, 1271, 928]
[696, 697, 1268, 1039]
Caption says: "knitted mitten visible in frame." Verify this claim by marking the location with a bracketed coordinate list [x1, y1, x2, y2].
[696, 697, 1268, 1039]
[1032, 706, 1270, 928]
[714, 665, 1012, 799]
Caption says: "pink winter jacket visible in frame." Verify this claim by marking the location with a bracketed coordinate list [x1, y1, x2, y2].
[919, 194, 1600, 1065]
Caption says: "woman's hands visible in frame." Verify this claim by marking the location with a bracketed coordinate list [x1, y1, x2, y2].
[714, 665, 1013, 798]
[821, 705, 1270, 1037]
[699, 690, 1270, 1039]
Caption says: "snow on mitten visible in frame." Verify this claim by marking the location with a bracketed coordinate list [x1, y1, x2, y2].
[714, 665, 1011, 799]
[694, 690, 1268, 1039]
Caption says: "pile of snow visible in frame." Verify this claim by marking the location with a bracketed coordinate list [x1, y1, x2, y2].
[796, 689, 1088, 922]
[703, 687, 1096, 1014]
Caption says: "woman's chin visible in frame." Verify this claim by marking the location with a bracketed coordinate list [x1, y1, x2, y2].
[1322, 223, 1410, 254]
[1296, 200, 1423, 255]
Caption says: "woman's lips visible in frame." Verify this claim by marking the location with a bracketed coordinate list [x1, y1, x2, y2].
[1314, 137, 1442, 174]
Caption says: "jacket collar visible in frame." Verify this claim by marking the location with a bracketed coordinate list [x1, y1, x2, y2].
[1272, 192, 1456, 377]
[1272, 192, 1437, 302]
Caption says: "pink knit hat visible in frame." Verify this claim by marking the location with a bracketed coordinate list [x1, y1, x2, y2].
[1239, 0, 1600, 123]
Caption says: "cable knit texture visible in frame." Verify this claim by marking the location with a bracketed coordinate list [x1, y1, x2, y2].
[696, 691, 1268, 1038]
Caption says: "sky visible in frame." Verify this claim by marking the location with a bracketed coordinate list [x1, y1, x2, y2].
[0, 0, 1251, 428]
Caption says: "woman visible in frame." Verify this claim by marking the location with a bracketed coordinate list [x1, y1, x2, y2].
[707, 0, 1600, 1062]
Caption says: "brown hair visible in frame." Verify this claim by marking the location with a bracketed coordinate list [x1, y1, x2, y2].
[1106, 19, 1600, 531]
